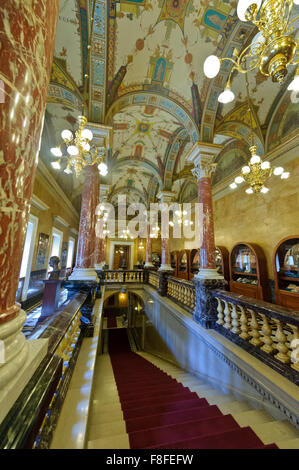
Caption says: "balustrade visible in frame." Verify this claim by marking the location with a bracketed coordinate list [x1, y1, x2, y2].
[148, 272, 159, 289]
[212, 290, 299, 384]
[103, 270, 144, 284]
[167, 277, 195, 313]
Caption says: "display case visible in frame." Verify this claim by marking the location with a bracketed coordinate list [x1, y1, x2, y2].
[215, 246, 230, 284]
[273, 236, 299, 310]
[170, 251, 179, 277]
[190, 249, 200, 279]
[177, 250, 190, 280]
[229, 242, 270, 301]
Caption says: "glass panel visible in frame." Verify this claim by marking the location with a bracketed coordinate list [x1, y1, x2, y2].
[19, 221, 34, 278]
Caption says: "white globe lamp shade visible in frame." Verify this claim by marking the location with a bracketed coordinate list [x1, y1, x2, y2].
[250, 154, 261, 164]
[237, 0, 262, 22]
[294, 0, 299, 4]
[230, 183, 237, 189]
[67, 145, 79, 156]
[61, 129, 73, 141]
[81, 129, 93, 141]
[218, 87, 235, 104]
[246, 188, 254, 194]
[261, 187, 269, 193]
[204, 55, 221, 78]
[281, 172, 290, 179]
[261, 161, 270, 170]
[51, 147, 62, 157]
[242, 166, 250, 174]
[235, 176, 245, 184]
[98, 162, 108, 174]
[51, 161, 61, 170]
[274, 166, 284, 176]
[288, 75, 299, 92]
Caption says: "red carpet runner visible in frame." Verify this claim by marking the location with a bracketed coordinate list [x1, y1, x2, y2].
[109, 329, 278, 449]
[106, 313, 117, 328]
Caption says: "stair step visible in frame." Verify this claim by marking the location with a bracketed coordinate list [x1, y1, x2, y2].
[147, 426, 274, 450]
[206, 394, 239, 405]
[251, 420, 299, 445]
[87, 433, 130, 449]
[118, 382, 184, 398]
[88, 419, 126, 440]
[233, 409, 275, 427]
[218, 401, 253, 415]
[125, 404, 222, 433]
[129, 414, 240, 449]
[120, 385, 189, 403]
[276, 438, 299, 449]
[123, 398, 209, 421]
[121, 391, 199, 410]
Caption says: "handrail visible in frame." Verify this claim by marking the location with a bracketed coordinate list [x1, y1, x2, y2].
[211, 289, 299, 384]
[148, 271, 159, 289]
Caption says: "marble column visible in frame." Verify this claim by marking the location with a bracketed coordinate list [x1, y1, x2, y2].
[0, 1, 59, 395]
[69, 164, 100, 281]
[187, 143, 224, 280]
[95, 184, 110, 270]
[144, 222, 154, 268]
[157, 192, 175, 272]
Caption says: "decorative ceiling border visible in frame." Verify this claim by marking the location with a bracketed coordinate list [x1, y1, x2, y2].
[47, 58, 83, 110]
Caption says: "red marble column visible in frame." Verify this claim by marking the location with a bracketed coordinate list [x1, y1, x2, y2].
[198, 177, 216, 270]
[71, 164, 99, 279]
[0, 1, 59, 386]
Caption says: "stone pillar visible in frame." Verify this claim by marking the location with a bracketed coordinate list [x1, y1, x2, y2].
[69, 164, 99, 281]
[156, 191, 175, 272]
[187, 142, 224, 280]
[0, 1, 59, 393]
[187, 143, 227, 328]
[94, 183, 110, 270]
[144, 222, 154, 268]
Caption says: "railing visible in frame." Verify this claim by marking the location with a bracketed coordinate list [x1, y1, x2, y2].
[167, 276, 195, 313]
[103, 270, 144, 284]
[212, 289, 299, 384]
[148, 271, 159, 289]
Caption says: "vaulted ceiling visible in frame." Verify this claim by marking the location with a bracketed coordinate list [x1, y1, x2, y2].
[40, 0, 299, 210]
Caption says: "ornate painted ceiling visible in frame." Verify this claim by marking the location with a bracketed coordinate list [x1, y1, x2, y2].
[40, 0, 299, 209]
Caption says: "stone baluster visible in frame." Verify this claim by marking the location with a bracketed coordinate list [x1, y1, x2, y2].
[239, 306, 250, 340]
[248, 309, 262, 347]
[274, 320, 290, 364]
[216, 298, 224, 326]
[289, 325, 299, 372]
[230, 303, 240, 334]
[223, 301, 232, 330]
[261, 314, 274, 354]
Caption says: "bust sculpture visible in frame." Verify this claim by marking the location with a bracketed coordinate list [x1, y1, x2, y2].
[48, 256, 61, 280]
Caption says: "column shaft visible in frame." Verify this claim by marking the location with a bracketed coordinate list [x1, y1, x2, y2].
[198, 177, 216, 270]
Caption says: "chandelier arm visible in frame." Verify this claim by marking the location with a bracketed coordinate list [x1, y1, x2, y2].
[287, 15, 299, 28]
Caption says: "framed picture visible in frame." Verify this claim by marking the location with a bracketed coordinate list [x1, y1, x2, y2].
[35, 233, 49, 269]
[61, 241, 68, 268]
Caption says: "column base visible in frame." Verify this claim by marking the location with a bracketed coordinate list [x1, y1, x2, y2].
[193, 268, 224, 280]
[0, 338, 48, 425]
[69, 268, 99, 281]
[94, 262, 105, 270]
[158, 264, 174, 272]
[144, 262, 154, 268]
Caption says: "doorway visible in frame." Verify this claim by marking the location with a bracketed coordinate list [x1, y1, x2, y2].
[113, 245, 130, 270]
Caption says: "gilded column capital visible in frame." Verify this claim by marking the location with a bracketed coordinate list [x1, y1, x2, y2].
[192, 158, 218, 180]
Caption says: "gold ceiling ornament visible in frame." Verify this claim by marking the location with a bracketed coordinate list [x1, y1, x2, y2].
[204, 0, 299, 103]
[50, 115, 108, 178]
[229, 77, 290, 194]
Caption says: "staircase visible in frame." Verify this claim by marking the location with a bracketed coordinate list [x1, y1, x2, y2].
[87, 329, 299, 449]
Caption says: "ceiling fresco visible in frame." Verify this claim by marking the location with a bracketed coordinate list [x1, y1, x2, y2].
[40, 0, 299, 210]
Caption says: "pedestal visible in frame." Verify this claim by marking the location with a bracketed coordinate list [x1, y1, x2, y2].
[158, 270, 173, 297]
[64, 281, 98, 337]
[193, 277, 227, 329]
[40, 280, 62, 319]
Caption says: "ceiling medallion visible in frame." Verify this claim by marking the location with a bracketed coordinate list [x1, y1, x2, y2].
[50, 115, 108, 178]
[204, 0, 299, 103]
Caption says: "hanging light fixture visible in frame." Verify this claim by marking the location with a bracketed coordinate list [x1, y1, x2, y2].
[203, 0, 299, 101]
[50, 116, 108, 177]
[50, 0, 109, 178]
[229, 77, 290, 194]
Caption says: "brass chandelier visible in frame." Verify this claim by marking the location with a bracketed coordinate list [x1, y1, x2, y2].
[229, 77, 290, 194]
[50, 115, 108, 178]
[204, 0, 299, 103]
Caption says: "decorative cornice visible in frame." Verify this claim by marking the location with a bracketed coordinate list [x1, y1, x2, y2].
[31, 194, 50, 212]
[53, 215, 69, 228]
